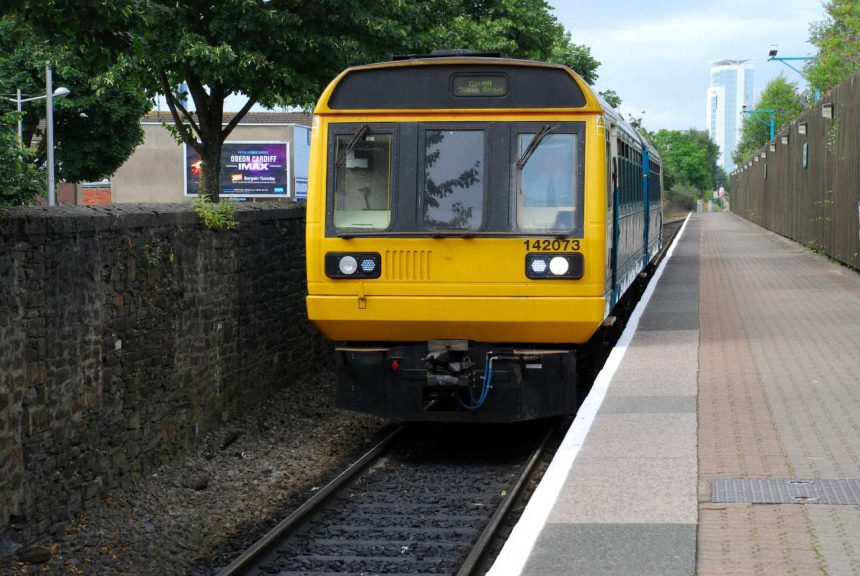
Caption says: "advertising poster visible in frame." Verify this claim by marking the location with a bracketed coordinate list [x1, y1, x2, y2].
[294, 178, 308, 201]
[185, 142, 290, 198]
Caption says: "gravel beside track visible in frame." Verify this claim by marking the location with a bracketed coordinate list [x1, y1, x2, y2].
[3, 370, 390, 576]
[238, 422, 551, 576]
[4, 220, 687, 576]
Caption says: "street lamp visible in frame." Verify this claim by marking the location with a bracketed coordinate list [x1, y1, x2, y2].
[767, 44, 820, 102]
[741, 105, 775, 141]
[7, 86, 70, 146]
[3, 62, 70, 206]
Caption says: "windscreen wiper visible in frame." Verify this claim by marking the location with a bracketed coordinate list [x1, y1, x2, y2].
[335, 124, 370, 167]
[516, 124, 555, 170]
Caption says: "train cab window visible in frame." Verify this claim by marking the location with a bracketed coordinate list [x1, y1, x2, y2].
[421, 129, 484, 230]
[516, 132, 582, 233]
[333, 131, 393, 230]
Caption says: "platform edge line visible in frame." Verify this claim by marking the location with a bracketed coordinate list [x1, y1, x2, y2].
[486, 213, 692, 576]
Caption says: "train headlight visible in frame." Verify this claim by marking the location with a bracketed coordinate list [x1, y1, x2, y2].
[339, 255, 358, 275]
[525, 253, 583, 280]
[530, 258, 548, 274]
[549, 256, 569, 276]
[325, 252, 382, 279]
[360, 258, 377, 273]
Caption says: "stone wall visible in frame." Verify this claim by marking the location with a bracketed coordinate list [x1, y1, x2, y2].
[0, 203, 328, 541]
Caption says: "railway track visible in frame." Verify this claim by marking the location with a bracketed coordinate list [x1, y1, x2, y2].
[216, 421, 557, 576]
[215, 218, 685, 576]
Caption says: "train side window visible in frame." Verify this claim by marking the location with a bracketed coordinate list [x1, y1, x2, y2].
[516, 132, 581, 233]
[609, 156, 616, 209]
[332, 131, 393, 230]
[421, 129, 485, 231]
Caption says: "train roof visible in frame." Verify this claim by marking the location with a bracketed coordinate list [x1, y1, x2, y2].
[314, 56, 603, 114]
[594, 93, 661, 161]
[314, 56, 660, 162]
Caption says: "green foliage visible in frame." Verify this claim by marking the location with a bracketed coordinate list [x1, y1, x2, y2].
[650, 128, 722, 195]
[0, 111, 46, 205]
[665, 183, 698, 213]
[806, 0, 860, 92]
[193, 196, 238, 231]
[627, 112, 650, 137]
[0, 14, 150, 183]
[598, 89, 622, 109]
[733, 76, 805, 165]
[416, 0, 599, 83]
[20, 0, 598, 202]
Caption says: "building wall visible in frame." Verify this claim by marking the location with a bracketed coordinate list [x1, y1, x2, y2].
[111, 123, 301, 203]
[706, 86, 725, 164]
[707, 61, 754, 172]
[0, 203, 328, 541]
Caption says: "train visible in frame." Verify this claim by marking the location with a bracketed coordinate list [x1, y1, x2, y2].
[305, 51, 663, 422]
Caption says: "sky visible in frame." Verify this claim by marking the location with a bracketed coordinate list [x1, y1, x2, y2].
[549, 0, 826, 131]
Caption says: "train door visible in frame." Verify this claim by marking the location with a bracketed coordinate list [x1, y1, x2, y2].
[608, 125, 620, 308]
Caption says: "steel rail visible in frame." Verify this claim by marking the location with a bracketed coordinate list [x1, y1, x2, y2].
[215, 425, 404, 576]
[455, 421, 558, 576]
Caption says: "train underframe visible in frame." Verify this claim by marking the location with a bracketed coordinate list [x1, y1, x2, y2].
[335, 340, 578, 422]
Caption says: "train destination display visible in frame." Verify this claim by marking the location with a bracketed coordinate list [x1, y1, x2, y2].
[451, 74, 509, 97]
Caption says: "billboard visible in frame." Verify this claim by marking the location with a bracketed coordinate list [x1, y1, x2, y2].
[293, 125, 310, 202]
[295, 178, 308, 201]
[185, 142, 289, 198]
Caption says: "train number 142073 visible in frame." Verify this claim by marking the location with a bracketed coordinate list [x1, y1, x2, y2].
[523, 239, 581, 251]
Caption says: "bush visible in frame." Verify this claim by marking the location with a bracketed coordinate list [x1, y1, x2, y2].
[193, 196, 238, 231]
[664, 184, 697, 213]
[0, 111, 45, 206]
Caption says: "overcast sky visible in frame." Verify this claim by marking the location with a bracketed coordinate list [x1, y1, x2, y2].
[549, 0, 826, 131]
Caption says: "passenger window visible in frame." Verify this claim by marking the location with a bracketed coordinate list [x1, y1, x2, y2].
[333, 132, 392, 230]
[422, 129, 484, 230]
[516, 132, 582, 233]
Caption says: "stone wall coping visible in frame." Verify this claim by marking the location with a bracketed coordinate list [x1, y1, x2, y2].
[0, 202, 306, 238]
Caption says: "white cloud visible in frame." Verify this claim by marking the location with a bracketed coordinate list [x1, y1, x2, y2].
[553, 0, 825, 130]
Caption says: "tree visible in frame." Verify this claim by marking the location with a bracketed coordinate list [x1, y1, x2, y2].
[0, 15, 150, 183]
[23, 0, 598, 202]
[0, 111, 45, 205]
[732, 76, 804, 165]
[689, 128, 727, 190]
[627, 111, 650, 137]
[598, 89, 622, 108]
[418, 0, 599, 83]
[650, 128, 722, 195]
[806, 0, 860, 92]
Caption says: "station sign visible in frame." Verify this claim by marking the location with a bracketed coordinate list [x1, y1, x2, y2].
[295, 178, 308, 201]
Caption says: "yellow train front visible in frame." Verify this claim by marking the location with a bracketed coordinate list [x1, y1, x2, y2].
[306, 53, 662, 422]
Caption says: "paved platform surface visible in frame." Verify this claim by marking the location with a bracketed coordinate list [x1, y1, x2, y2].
[491, 213, 860, 576]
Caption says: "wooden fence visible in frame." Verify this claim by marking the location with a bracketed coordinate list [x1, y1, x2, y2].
[730, 71, 860, 271]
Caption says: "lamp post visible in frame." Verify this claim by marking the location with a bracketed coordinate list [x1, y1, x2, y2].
[768, 44, 820, 102]
[3, 62, 70, 206]
[741, 105, 775, 141]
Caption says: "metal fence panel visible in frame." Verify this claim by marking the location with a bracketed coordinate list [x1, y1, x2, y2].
[730, 71, 860, 271]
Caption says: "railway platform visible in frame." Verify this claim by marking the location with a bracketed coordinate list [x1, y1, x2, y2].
[490, 212, 860, 576]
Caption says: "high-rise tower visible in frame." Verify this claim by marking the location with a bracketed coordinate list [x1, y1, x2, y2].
[706, 60, 753, 172]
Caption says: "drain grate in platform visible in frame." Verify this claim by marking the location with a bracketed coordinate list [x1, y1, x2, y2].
[711, 478, 860, 505]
